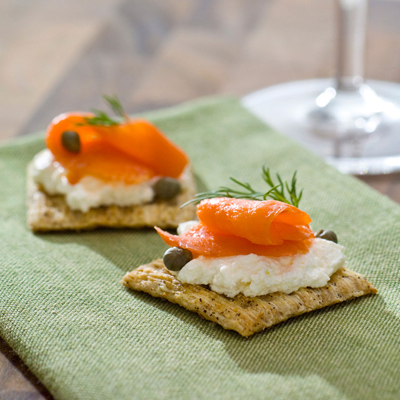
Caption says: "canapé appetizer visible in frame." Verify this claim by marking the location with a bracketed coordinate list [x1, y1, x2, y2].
[27, 96, 196, 231]
[122, 169, 377, 337]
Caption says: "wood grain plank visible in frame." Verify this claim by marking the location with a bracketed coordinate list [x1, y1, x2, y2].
[0, 0, 123, 141]
[130, 0, 269, 110]
[17, 0, 198, 137]
[0, 337, 51, 400]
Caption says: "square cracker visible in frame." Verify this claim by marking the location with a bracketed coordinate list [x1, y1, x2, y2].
[122, 259, 377, 337]
[26, 163, 197, 232]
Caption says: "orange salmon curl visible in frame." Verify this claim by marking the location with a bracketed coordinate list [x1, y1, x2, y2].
[156, 198, 315, 258]
[46, 112, 189, 185]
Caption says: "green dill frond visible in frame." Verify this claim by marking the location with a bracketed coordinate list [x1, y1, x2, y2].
[77, 95, 129, 127]
[181, 167, 303, 208]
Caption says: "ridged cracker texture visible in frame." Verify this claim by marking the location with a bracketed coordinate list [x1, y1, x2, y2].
[122, 259, 377, 337]
[26, 164, 197, 232]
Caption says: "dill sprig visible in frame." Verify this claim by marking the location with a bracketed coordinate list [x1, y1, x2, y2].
[103, 94, 129, 121]
[181, 167, 303, 208]
[78, 95, 129, 127]
[261, 167, 303, 207]
[82, 109, 119, 126]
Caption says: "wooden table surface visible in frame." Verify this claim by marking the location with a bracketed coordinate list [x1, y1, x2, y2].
[1, 0, 400, 398]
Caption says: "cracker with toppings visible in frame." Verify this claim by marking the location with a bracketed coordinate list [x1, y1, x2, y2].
[27, 163, 197, 232]
[122, 170, 378, 337]
[122, 259, 377, 337]
[26, 96, 197, 232]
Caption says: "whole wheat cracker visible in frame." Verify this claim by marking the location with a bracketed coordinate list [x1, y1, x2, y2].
[27, 163, 197, 232]
[122, 259, 377, 337]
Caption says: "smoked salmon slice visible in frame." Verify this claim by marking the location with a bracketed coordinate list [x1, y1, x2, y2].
[196, 198, 313, 246]
[155, 198, 314, 258]
[46, 113, 189, 185]
[155, 224, 312, 258]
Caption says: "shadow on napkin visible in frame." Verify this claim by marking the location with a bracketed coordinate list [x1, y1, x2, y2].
[124, 288, 400, 400]
[36, 171, 208, 271]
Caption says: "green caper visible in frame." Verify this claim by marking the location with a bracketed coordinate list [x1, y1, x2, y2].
[153, 177, 181, 200]
[316, 229, 338, 243]
[61, 130, 81, 153]
[163, 247, 193, 271]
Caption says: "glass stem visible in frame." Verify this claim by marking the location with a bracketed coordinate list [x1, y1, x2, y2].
[336, 0, 368, 91]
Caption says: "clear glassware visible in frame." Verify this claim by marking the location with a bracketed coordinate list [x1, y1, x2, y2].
[242, 0, 400, 175]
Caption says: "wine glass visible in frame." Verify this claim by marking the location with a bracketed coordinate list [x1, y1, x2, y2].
[242, 0, 400, 175]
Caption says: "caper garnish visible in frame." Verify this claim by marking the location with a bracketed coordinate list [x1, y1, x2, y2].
[163, 247, 193, 271]
[153, 177, 181, 200]
[316, 229, 338, 243]
[61, 130, 81, 153]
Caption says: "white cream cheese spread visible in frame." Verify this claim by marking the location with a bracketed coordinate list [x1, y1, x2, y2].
[176, 222, 346, 298]
[31, 149, 189, 212]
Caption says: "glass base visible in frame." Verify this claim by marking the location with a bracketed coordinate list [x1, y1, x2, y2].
[242, 79, 400, 175]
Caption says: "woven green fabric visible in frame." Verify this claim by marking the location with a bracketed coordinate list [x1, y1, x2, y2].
[1, 98, 399, 400]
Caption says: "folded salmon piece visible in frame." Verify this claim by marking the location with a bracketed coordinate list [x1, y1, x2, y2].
[196, 198, 313, 246]
[155, 197, 315, 258]
[155, 224, 312, 258]
[46, 113, 189, 185]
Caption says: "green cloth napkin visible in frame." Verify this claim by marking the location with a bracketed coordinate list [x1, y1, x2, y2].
[1, 98, 399, 400]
